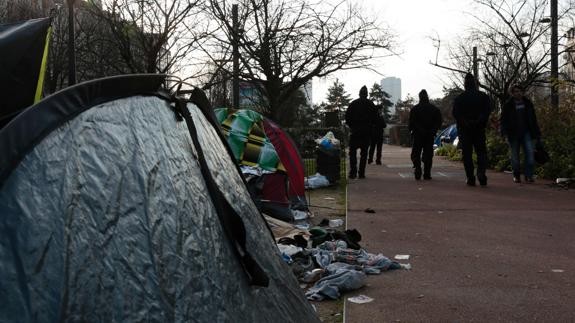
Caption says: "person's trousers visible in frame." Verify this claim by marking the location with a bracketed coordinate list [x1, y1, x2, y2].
[411, 135, 434, 175]
[368, 136, 383, 163]
[349, 133, 370, 176]
[460, 129, 487, 181]
[508, 132, 535, 178]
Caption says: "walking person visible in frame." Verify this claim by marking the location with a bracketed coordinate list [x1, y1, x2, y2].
[368, 107, 387, 165]
[345, 85, 377, 179]
[409, 89, 442, 180]
[500, 84, 541, 183]
[452, 73, 491, 186]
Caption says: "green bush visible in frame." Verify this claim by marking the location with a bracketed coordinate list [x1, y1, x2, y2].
[485, 130, 510, 172]
[536, 102, 575, 179]
[435, 144, 462, 161]
[435, 145, 450, 156]
[484, 95, 575, 179]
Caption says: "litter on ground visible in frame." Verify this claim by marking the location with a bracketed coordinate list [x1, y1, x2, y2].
[347, 295, 374, 304]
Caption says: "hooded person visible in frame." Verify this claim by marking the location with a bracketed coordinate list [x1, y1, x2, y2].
[409, 89, 442, 180]
[345, 86, 377, 179]
[452, 73, 491, 186]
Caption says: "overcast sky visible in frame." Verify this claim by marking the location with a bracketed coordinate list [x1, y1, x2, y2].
[312, 0, 476, 104]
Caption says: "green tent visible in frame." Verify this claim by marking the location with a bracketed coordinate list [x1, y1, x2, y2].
[215, 108, 285, 172]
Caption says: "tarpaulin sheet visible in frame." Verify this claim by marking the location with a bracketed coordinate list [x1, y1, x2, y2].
[0, 96, 319, 322]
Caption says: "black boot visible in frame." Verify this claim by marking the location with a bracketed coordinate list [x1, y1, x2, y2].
[478, 174, 487, 186]
[423, 166, 432, 180]
[414, 168, 422, 180]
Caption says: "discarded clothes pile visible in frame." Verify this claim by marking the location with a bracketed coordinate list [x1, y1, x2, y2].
[277, 226, 410, 301]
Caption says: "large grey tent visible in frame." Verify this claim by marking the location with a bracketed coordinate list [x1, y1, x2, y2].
[0, 75, 319, 322]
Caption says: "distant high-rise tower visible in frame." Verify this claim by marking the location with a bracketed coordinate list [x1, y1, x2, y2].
[380, 76, 402, 115]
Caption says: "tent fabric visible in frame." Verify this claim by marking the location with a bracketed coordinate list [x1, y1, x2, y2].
[215, 108, 307, 209]
[263, 118, 307, 209]
[0, 76, 319, 322]
[215, 108, 286, 172]
[0, 17, 51, 127]
[0, 74, 167, 185]
[259, 173, 292, 222]
[434, 124, 458, 147]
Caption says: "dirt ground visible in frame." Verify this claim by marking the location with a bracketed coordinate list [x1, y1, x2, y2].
[304, 183, 347, 323]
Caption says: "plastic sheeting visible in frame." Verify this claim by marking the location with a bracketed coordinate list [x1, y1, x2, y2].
[0, 95, 319, 322]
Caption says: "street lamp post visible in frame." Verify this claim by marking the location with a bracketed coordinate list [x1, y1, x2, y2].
[550, 0, 559, 109]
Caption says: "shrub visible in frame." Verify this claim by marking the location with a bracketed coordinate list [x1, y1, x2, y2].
[435, 144, 462, 161]
[485, 94, 575, 179]
[485, 129, 510, 172]
[536, 101, 575, 179]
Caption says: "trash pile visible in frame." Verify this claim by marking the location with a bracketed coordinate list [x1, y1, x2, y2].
[305, 131, 342, 188]
[274, 222, 411, 302]
[315, 131, 341, 151]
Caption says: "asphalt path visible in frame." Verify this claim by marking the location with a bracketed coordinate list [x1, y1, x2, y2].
[345, 144, 575, 323]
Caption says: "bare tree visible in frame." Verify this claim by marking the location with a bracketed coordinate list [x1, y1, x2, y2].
[204, 0, 395, 124]
[88, 0, 209, 77]
[431, 0, 575, 107]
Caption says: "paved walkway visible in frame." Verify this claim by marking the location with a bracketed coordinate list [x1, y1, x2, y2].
[345, 144, 575, 322]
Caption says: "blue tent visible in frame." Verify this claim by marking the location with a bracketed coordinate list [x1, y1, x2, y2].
[0, 75, 319, 323]
[434, 124, 458, 148]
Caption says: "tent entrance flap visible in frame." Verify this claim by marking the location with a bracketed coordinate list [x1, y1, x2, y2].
[176, 100, 269, 287]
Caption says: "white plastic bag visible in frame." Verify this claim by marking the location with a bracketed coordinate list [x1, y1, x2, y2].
[305, 173, 330, 189]
[315, 131, 340, 149]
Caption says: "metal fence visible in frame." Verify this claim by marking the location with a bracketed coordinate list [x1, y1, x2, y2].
[286, 127, 348, 184]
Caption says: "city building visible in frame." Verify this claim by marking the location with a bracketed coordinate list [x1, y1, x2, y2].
[380, 76, 402, 115]
[563, 27, 575, 92]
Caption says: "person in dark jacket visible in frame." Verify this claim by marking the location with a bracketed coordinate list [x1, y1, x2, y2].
[409, 89, 443, 180]
[345, 86, 377, 179]
[452, 73, 491, 186]
[368, 107, 387, 165]
[500, 84, 541, 183]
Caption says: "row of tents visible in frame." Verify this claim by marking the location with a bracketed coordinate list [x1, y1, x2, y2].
[1, 17, 319, 322]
